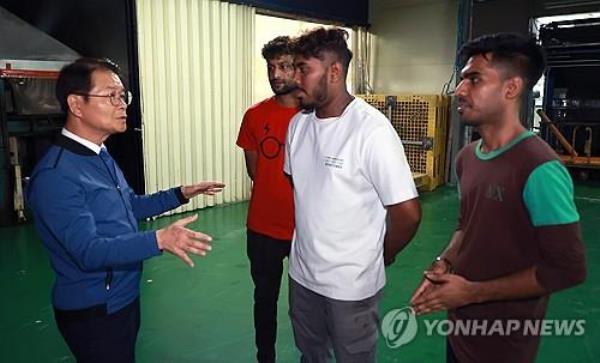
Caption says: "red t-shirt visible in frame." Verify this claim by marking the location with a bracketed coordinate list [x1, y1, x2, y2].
[236, 97, 298, 240]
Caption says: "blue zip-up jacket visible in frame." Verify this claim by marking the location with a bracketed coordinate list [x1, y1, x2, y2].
[27, 135, 187, 314]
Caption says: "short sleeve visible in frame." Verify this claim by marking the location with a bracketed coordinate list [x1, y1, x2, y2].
[283, 119, 294, 176]
[523, 160, 579, 227]
[236, 110, 257, 151]
[363, 125, 418, 206]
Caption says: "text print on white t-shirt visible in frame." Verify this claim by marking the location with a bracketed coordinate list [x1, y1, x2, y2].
[324, 156, 344, 169]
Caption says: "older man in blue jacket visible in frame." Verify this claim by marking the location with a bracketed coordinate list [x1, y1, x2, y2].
[27, 58, 224, 363]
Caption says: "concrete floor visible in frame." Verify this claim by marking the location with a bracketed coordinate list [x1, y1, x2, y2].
[0, 184, 598, 362]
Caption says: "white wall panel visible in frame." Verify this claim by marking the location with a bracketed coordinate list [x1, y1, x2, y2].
[137, 0, 255, 213]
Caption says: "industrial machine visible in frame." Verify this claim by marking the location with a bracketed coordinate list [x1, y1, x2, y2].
[0, 60, 69, 225]
[358, 94, 450, 191]
[539, 17, 600, 178]
[0, 6, 78, 225]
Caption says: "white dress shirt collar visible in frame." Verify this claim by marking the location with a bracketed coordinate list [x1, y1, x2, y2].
[61, 128, 105, 155]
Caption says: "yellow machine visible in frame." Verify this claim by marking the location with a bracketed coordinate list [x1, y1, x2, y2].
[358, 94, 450, 191]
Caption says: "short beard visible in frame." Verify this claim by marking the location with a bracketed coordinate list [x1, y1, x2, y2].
[271, 81, 297, 96]
[299, 74, 328, 112]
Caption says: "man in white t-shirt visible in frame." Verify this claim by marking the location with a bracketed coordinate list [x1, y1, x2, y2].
[284, 27, 421, 362]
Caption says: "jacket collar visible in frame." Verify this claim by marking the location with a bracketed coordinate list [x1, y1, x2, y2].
[55, 134, 98, 156]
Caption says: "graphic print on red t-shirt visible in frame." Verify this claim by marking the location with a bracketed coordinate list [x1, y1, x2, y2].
[236, 97, 298, 240]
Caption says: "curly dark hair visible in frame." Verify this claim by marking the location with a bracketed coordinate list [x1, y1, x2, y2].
[261, 36, 294, 61]
[458, 32, 546, 91]
[293, 27, 353, 74]
[56, 57, 122, 113]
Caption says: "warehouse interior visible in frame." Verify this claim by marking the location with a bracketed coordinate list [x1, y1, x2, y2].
[1, 0, 599, 362]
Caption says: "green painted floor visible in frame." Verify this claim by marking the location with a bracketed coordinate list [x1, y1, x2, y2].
[1, 185, 598, 362]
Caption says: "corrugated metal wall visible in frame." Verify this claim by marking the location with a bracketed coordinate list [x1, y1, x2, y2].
[136, 0, 254, 213]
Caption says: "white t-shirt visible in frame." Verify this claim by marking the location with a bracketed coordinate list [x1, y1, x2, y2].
[284, 97, 418, 301]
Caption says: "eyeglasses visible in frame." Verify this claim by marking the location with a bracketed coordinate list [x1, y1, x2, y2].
[74, 90, 133, 106]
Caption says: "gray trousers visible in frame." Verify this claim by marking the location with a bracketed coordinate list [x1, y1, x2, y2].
[289, 277, 381, 363]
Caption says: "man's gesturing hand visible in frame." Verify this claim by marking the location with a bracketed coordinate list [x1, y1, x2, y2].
[181, 181, 225, 198]
[156, 214, 212, 267]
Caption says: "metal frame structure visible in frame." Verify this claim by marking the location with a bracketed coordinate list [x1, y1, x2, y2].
[539, 17, 600, 178]
[358, 94, 450, 191]
[0, 60, 66, 225]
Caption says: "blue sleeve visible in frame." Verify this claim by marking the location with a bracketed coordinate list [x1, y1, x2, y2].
[127, 186, 186, 220]
[27, 170, 161, 271]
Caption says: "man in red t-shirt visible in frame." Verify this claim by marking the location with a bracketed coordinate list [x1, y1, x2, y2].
[236, 36, 299, 363]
